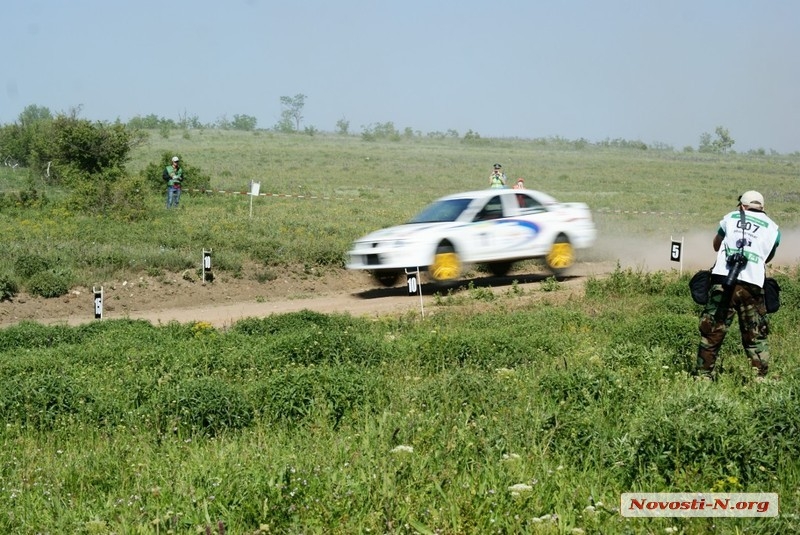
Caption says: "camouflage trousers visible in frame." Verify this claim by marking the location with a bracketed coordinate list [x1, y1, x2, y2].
[697, 282, 770, 377]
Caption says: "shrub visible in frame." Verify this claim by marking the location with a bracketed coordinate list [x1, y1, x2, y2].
[154, 377, 253, 436]
[0, 321, 83, 351]
[262, 326, 381, 367]
[108, 174, 151, 222]
[26, 269, 72, 298]
[295, 242, 346, 267]
[49, 116, 134, 177]
[0, 274, 18, 301]
[0, 186, 47, 209]
[752, 389, 800, 462]
[322, 366, 384, 427]
[601, 342, 676, 373]
[585, 264, 669, 298]
[421, 368, 516, 416]
[254, 367, 318, 423]
[623, 389, 757, 486]
[75, 245, 130, 271]
[63, 167, 151, 221]
[232, 310, 363, 337]
[245, 239, 287, 266]
[252, 366, 382, 426]
[772, 272, 800, 311]
[532, 367, 631, 462]
[14, 252, 52, 279]
[608, 313, 697, 371]
[538, 366, 625, 407]
[0, 369, 88, 430]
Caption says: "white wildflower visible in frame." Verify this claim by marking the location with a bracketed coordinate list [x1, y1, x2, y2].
[508, 483, 533, 494]
[502, 453, 521, 461]
[391, 445, 414, 454]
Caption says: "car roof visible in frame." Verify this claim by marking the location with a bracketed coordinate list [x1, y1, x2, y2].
[438, 189, 559, 204]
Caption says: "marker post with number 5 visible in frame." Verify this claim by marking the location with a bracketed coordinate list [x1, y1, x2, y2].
[670, 236, 683, 275]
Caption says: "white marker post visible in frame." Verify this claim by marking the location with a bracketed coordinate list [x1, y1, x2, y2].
[405, 267, 424, 318]
[202, 249, 212, 283]
[93, 286, 103, 319]
[249, 181, 261, 218]
[670, 236, 684, 275]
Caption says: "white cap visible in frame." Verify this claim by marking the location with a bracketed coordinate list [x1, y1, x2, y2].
[172, 156, 180, 162]
[740, 190, 764, 210]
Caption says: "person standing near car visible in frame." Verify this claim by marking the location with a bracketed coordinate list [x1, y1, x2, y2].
[696, 190, 781, 379]
[489, 163, 507, 188]
[165, 156, 184, 208]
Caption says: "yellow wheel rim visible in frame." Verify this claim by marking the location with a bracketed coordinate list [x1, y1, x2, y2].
[430, 252, 461, 281]
[546, 242, 575, 270]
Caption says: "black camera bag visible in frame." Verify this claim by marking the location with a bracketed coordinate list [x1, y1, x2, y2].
[689, 270, 711, 305]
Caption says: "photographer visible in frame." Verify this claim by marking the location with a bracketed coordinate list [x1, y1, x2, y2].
[165, 156, 184, 209]
[696, 191, 781, 379]
[488, 163, 507, 189]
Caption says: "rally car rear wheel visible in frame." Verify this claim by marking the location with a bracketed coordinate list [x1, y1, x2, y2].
[545, 234, 575, 276]
[429, 242, 461, 282]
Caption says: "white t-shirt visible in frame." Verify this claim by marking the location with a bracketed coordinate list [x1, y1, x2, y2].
[710, 208, 780, 287]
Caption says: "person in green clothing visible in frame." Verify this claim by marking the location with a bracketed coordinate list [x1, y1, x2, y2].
[488, 163, 507, 188]
[165, 156, 184, 208]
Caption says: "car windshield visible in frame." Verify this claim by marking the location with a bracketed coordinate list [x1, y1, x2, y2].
[408, 198, 473, 223]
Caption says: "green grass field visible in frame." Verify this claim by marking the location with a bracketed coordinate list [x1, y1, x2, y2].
[1, 131, 799, 533]
[3, 130, 799, 291]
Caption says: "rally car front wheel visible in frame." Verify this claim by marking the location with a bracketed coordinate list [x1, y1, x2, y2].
[545, 234, 575, 276]
[428, 241, 462, 282]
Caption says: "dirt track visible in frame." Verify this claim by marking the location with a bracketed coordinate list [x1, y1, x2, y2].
[3, 228, 797, 329]
[0, 264, 600, 329]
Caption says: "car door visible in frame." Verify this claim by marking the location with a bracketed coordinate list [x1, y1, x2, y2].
[466, 193, 527, 261]
[507, 192, 552, 254]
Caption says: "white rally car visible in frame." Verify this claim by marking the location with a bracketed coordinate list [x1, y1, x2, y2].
[346, 188, 597, 287]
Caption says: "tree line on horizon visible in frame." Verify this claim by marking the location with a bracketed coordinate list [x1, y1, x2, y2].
[0, 100, 792, 187]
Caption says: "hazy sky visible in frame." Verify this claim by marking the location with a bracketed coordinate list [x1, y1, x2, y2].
[3, 0, 798, 153]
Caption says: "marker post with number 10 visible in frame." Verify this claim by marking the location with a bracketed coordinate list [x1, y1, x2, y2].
[405, 267, 424, 318]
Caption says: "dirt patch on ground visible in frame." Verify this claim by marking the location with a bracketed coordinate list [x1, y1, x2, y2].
[0, 261, 611, 329]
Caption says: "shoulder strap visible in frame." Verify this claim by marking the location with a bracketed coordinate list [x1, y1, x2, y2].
[738, 205, 746, 252]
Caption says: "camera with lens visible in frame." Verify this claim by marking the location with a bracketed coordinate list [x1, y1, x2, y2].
[724, 252, 747, 287]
